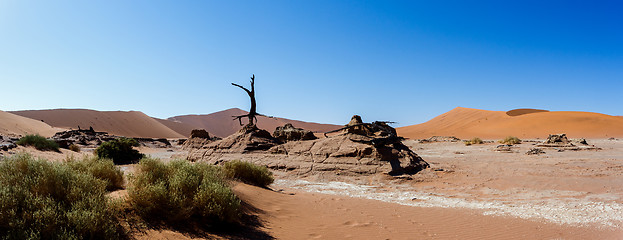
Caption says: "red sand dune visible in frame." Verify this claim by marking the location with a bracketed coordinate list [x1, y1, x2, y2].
[152, 117, 196, 138]
[397, 107, 623, 139]
[11, 109, 184, 139]
[0, 110, 60, 137]
[168, 108, 341, 138]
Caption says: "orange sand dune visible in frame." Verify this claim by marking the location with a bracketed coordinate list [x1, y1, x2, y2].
[11, 109, 184, 139]
[0, 110, 61, 137]
[397, 107, 623, 139]
[152, 117, 196, 138]
[169, 108, 341, 138]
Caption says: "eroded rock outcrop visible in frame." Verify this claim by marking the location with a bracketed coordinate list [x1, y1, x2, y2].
[536, 134, 599, 151]
[51, 129, 116, 148]
[273, 123, 317, 142]
[186, 116, 428, 176]
[190, 129, 211, 139]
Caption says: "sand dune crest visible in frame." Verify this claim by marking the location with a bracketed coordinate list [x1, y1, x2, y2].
[0, 110, 60, 137]
[11, 109, 184, 139]
[398, 107, 623, 139]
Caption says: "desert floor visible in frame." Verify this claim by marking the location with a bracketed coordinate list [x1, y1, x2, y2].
[130, 138, 623, 239]
[6, 139, 623, 239]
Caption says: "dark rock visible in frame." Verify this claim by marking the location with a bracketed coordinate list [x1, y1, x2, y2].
[543, 134, 571, 145]
[0, 143, 17, 151]
[273, 123, 317, 142]
[51, 129, 115, 148]
[572, 138, 588, 145]
[526, 148, 546, 155]
[190, 129, 211, 139]
[134, 138, 171, 148]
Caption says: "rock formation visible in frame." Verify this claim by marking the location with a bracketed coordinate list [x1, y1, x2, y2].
[0, 135, 17, 151]
[186, 116, 429, 176]
[536, 133, 599, 151]
[273, 123, 317, 142]
[51, 129, 116, 148]
[190, 129, 211, 139]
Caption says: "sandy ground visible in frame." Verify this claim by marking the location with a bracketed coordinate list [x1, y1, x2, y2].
[127, 138, 623, 239]
[266, 138, 623, 239]
[5, 138, 623, 239]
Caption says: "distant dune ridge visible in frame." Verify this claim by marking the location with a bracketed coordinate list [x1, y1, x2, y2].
[0, 110, 60, 137]
[168, 108, 342, 138]
[9, 107, 621, 140]
[397, 107, 623, 139]
[9, 108, 341, 139]
[11, 109, 184, 139]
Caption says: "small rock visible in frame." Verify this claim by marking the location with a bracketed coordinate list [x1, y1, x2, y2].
[526, 148, 546, 155]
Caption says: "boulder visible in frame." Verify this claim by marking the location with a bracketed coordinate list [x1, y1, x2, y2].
[190, 129, 211, 139]
[543, 134, 571, 145]
[526, 148, 546, 155]
[273, 123, 317, 142]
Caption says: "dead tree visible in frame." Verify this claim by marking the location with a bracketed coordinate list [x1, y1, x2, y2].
[231, 74, 261, 126]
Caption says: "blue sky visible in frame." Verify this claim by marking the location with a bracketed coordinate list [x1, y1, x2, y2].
[1, 1, 621, 126]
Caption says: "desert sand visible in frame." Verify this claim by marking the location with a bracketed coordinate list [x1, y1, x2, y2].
[129, 138, 623, 239]
[152, 117, 197, 138]
[0, 110, 61, 137]
[4, 107, 623, 239]
[397, 107, 623, 139]
[11, 109, 184, 139]
[168, 108, 340, 138]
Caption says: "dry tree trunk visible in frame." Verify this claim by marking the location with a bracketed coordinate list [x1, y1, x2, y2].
[231, 74, 260, 125]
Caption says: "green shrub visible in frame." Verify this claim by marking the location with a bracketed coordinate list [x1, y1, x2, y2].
[464, 137, 484, 146]
[66, 157, 124, 191]
[69, 144, 81, 152]
[129, 158, 241, 223]
[15, 134, 59, 152]
[223, 160, 274, 188]
[0, 154, 121, 239]
[95, 138, 144, 164]
[499, 136, 522, 145]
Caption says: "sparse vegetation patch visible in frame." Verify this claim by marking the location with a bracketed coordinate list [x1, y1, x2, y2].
[128, 158, 241, 223]
[66, 156, 124, 191]
[223, 160, 274, 188]
[95, 138, 144, 164]
[69, 144, 81, 152]
[499, 136, 522, 145]
[0, 154, 122, 239]
[15, 134, 60, 152]
[464, 137, 484, 146]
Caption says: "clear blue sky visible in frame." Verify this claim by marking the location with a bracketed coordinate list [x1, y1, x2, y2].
[1, 0, 621, 126]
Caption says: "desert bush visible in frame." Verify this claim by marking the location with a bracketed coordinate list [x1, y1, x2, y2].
[499, 136, 522, 145]
[464, 137, 484, 146]
[66, 156, 124, 191]
[69, 144, 81, 152]
[129, 158, 241, 223]
[15, 134, 59, 152]
[0, 154, 121, 239]
[95, 138, 144, 164]
[223, 160, 274, 188]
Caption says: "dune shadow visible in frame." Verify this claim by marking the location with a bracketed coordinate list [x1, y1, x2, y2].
[124, 200, 273, 240]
